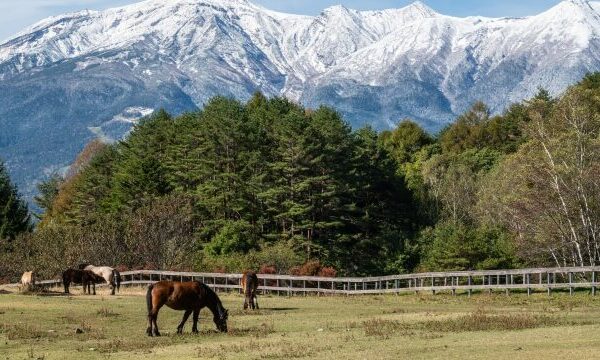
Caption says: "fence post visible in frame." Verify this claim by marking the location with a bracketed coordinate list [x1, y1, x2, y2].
[468, 276, 472, 297]
[451, 276, 456, 296]
[569, 272, 573, 296]
[526, 273, 531, 296]
[547, 272, 551, 296]
[593, 271, 596, 296]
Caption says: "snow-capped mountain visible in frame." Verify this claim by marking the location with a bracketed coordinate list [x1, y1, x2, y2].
[2, 0, 600, 204]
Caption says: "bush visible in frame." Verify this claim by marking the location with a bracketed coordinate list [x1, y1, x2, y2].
[318, 267, 337, 278]
[419, 222, 517, 271]
[125, 194, 198, 270]
[204, 220, 258, 257]
[289, 261, 337, 277]
[198, 241, 304, 274]
[259, 265, 277, 274]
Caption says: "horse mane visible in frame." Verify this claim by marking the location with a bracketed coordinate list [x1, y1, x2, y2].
[196, 281, 225, 316]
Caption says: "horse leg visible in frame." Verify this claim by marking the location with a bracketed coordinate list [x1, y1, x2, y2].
[92, 282, 96, 295]
[177, 310, 193, 334]
[152, 312, 161, 337]
[243, 296, 248, 310]
[146, 306, 154, 336]
[146, 314, 153, 337]
[109, 280, 115, 295]
[254, 294, 259, 310]
[150, 302, 164, 337]
[191, 309, 200, 334]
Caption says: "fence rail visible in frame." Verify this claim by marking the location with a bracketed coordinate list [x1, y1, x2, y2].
[8, 266, 600, 296]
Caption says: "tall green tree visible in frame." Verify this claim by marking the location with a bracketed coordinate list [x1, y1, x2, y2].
[112, 109, 174, 210]
[33, 174, 61, 220]
[0, 160, 31, 240]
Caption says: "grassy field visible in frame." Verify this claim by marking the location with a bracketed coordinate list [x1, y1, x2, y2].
[1, 286, 600, 359]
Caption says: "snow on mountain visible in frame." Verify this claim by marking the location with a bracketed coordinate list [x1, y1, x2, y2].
[2, 0, 600, 204]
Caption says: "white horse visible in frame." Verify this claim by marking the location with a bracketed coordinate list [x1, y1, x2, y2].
[79, 264, 121, 295]
[20, 271, 35, 292]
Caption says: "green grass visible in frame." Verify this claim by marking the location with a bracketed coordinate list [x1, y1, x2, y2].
[1, 287, 600, 359]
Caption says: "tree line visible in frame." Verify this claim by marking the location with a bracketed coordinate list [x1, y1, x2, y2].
[1, 73, 600, 280]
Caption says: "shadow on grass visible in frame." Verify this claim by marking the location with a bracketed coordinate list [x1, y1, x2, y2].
[35, 291, 69, 297]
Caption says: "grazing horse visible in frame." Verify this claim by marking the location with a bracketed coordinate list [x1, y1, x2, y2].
[78, 264, 121, 295]
[146, 281, 228, 337]
[62, 269, 103, 295]
[20, 271, 36, 292]
[240, 271, 259, 310]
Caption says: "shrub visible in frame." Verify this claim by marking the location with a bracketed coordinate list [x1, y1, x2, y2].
[289, 261, 338, 277]
[258, 265, 277, 274]
[318, 267, 337, 278]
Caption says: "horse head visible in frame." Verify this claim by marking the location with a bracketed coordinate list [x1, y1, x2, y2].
[213, 308, 228, 333]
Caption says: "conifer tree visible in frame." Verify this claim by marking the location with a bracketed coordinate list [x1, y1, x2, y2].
[0, 160, 31, 240]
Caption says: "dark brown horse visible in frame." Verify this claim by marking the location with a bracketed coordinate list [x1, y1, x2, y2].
[240, 271, 259, 310]
[146, 281, 228, 336]
[62, 269, 104, 295]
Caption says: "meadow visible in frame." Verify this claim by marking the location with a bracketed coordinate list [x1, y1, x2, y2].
[1, 287, 600, 359]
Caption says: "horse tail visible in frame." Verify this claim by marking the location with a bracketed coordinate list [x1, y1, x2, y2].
[244, 273, 252, 299]
[113, 270, 121, 292]
[62, 270, 69, 293]
[146, 284, 154, 316]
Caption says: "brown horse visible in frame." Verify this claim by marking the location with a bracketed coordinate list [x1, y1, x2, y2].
[241, 271, 259, 310]
[62, 269, 103, 295]
[146, 281, 228, 337]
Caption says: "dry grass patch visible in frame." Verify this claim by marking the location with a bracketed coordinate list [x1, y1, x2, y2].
[425, 309, 555, 332]
[228, 321, 275, 338]
[196, 340, 324, 360]
[362, 318, 415, 338]
[363, 308, 575, 338]
[97, 307, 120, 317]
[0, 322, 57, 340]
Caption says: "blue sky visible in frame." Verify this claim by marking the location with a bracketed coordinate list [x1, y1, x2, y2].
[0, 0, 563, 42]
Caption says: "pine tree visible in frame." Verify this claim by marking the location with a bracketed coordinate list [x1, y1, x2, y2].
[0, 160, 31, 240]
[33, 174, 61, 220]
[112, 109, 174, 209]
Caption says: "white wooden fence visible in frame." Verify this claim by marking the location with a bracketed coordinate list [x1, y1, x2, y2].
[17, 266, 600, 296]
